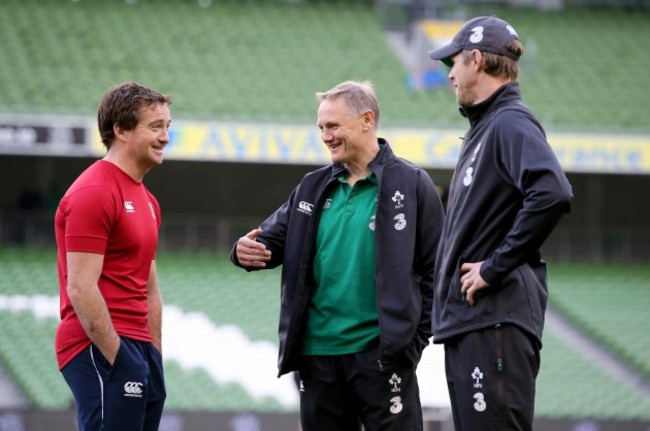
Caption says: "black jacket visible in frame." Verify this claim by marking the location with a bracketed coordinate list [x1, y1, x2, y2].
[433, 82, 573, 345]
[231, 140, 445, 376]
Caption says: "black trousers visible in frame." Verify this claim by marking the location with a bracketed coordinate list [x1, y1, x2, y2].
[444, 324, 541, 431]
[297, 344, 423, 431]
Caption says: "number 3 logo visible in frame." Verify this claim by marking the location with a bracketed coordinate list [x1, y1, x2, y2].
[390, 396, 403, 414]
[394, 213, 406, 231]
[469, 26, 484, 44]
[463, 167, 474, 186]
[473, 392, 487, 412]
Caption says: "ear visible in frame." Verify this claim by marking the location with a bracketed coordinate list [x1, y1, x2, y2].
[361, 110, 375, 131]
[471, 49, 484, 71]
[113, 123, 128, 142]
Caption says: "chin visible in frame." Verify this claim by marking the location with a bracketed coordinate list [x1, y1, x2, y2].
[149, 151, 164, 165]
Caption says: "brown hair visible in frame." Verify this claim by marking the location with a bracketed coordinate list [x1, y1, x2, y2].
[97, 81, 172, 149]
[462, 38, 524, 81]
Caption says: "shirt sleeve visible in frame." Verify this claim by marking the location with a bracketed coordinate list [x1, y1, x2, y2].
[62, 185, 118, 255]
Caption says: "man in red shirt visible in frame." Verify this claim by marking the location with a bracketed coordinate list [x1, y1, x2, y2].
[55, 81, 171, 431]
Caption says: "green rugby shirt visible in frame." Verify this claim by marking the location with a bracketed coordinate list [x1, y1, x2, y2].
[302, 173, 380, 355]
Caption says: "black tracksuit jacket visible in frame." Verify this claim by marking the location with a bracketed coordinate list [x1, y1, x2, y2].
[433, 82, 573, 346]
[231, 140, 445, 376]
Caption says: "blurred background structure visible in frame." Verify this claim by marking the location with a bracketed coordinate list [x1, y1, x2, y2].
[0, 0, 648, 430]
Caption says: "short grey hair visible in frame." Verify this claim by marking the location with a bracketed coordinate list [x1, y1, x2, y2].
[315, 80, 380, 128]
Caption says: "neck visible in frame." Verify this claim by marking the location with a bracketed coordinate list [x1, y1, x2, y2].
[103, 152, 148, 182]
[474, 76, 512, 105]
[344, 137, 380, 186]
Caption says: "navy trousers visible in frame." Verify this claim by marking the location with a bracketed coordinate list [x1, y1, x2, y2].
[62, 337, 166, 431]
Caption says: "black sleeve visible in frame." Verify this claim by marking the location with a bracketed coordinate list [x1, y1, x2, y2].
[480, 111, 573, 285]
[229, 185, 298, 271]
[414, 168, 445, 336]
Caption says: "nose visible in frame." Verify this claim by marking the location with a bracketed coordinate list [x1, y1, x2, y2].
[159, 128, 170, 143]
[321, 129, 333, 143]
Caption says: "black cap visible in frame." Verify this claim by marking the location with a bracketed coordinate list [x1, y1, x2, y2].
[428, 16, 520, 67]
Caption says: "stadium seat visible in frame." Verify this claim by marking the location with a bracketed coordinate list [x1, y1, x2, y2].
[2, 0, 647, 131]
[2, 247, 649, 419]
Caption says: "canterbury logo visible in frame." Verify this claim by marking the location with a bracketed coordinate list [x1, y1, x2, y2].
[123, 381, 144, 398]
[297, 201, 314, 215]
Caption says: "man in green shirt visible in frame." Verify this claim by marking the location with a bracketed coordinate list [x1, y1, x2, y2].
[232, 80, 445, 430]
[304, 172, 379, 356]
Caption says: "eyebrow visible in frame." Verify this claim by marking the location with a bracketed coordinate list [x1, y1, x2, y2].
[318, 120, 339, 128]
[147, 118, 172, 126]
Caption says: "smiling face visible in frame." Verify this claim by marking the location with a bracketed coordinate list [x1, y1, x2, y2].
[122, 103, 172, 172]
[317, 96, 369, 165]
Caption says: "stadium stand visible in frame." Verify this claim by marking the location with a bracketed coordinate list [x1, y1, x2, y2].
[0, 0, 649, 427]
[548, 263, 650, 381]
[0, 0, 648, 132]
[536, 329, 650, 420]
[0, 247, 291, 411]
[1, 247, 649, 421]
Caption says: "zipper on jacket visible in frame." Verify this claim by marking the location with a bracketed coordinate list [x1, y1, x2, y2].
[495, 323, 503, 372]
[377, 360, 384, 372]
[494, 323, 506, 428]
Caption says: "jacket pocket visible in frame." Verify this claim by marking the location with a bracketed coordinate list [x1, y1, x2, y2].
[400, 327, 430, 366]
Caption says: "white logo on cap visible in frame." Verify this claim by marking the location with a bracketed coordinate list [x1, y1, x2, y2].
[469, 26, 484, 43]
[506, 25, 518, 36]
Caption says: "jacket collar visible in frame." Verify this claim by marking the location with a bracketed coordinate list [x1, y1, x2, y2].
[459, 81, 521, 126]
[330, 138, 394, 179]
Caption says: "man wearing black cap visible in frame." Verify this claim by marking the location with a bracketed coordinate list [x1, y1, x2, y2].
[428, 16, 573, 430]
